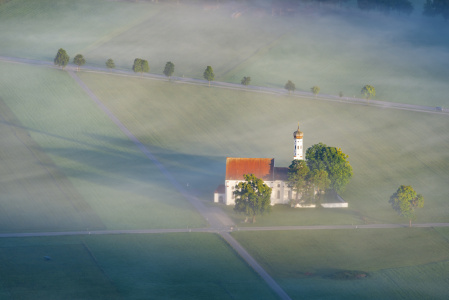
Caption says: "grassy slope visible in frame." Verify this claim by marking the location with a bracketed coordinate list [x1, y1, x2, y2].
[222, 10, 449, 107]
[232, 228, 449, 299]
[84, 3, 288, 77]
[0, 62, 206, 231]
[0, 98, 104, 232]
[79, 71, 449, 225]
[0, 0, 159, 61]
[0, 234, 277, 300]
[2, 0, 448, 106]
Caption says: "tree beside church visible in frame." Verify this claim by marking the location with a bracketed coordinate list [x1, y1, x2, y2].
[234, 174, 272, 223]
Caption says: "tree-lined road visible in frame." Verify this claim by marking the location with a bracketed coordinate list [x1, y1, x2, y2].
[1, 56, 447, 116]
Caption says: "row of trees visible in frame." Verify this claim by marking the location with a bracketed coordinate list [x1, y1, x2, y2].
[54, 49, 210, 83]
[285, 79, 376, 100]
[55, 49, 376, 99]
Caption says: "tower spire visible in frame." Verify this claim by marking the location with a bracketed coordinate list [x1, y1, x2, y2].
[293, 123, 304, 160]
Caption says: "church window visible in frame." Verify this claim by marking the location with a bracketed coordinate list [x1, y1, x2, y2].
[277, 184, 280, 187]
[288, 190, 292, 199]
[277, 190, 280, 199]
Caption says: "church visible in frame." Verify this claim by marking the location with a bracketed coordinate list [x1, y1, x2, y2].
[214, 125, 305, 206]
[214, 125, 348, 208]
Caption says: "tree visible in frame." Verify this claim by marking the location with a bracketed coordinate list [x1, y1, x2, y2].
[203, 66, 215, 86]
[285, 80, 295, 94]
[306, 143, 353, 193]
[361, 84, 376, 99]
[287, 160, 310, 206]
[389, 185, 424, 227]
[54, 48, 69, 69]
[163, 61, 175, 80]
[132, 58, 142, 73]
[73, 54, 85, 71]
[132, 58, 149, 75]
[241, 76, 251, 86]
[234, 174, 272, 223]
[308, 169, 331, 205]
[311, 86, 320, 97]
[106, 58, 115, 70]
[141, 59, 149, 73]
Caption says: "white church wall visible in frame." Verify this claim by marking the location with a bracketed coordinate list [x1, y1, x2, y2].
[322, 202, 349, 208]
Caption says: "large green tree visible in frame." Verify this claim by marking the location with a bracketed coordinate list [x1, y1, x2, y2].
[234, 174, 272, 223]
[203, 66, 215, 86]
[389, 185, 424, 227]
[287, 160, 310, 206]
[54, 48, 69, 69]
[132, 58, 149, 75]
[285, 80, 296, 95]
[73, 54, 85, 71]
[306, 143, 353, 193]
[361, 84, 376, 99]
[163, 61, 175, 80]
[308, 169, 331, 205]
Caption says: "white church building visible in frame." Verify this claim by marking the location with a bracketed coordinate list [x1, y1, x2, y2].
[213, 125, 348, 208]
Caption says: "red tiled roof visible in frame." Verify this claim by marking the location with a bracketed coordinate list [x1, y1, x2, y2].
[215, 184, 225, 194]
[225, 158, 274, 181]
[274, 167, 289, 181]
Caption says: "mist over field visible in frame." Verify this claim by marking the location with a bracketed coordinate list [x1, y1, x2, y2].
[1, 0, 449, 299]
[0, 0, 448, 105]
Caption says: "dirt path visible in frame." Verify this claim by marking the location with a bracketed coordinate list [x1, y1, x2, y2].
[67, 70, 290, 299]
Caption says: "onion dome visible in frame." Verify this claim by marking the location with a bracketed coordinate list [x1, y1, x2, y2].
[293, 124, 303, 139]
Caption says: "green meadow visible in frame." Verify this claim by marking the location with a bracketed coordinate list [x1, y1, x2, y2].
[0, 233, 277, 299]
[79, 70, 449, 225]
[0, 61, 206, 232]
[1, 0, 449, 298]
[1, 0, 448, 106]
[232, 228, 449, 299]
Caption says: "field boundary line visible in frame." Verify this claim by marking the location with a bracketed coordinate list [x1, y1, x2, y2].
[2, 223, 449, 238]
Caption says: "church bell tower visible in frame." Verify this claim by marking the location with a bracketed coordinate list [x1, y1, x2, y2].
[293, 123, 303, 160]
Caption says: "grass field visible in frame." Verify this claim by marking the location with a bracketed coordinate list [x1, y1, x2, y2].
[78, 70, 449, 225]
[0, 0, 158, 61]
[0, 233, 277, 299]
[0, 61, 207, 231]
[1, 0, 448, 106]
[232, 228, 449, 299]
